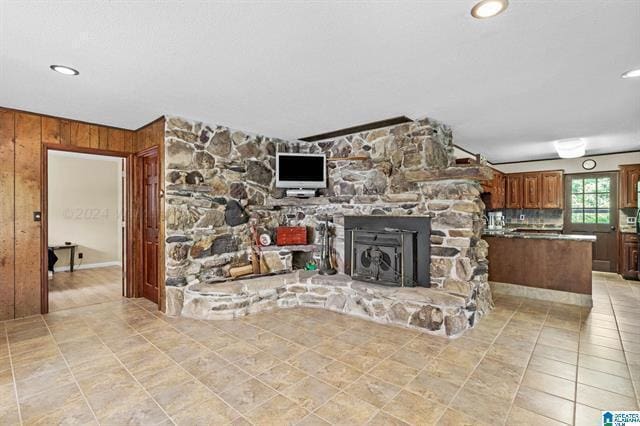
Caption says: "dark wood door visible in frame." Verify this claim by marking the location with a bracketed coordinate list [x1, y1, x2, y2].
[619, 165, 640, 208]
[506, 174, 523, 209]
[541, 171, 563, 209]
[522, 172, 541, 209]
[564, 172, 618, 272]
[139, 149, 159, 304]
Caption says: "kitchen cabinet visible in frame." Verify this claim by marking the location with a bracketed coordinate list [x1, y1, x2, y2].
[506, 174, 523, 209]
[504, 170, 563, 209]
[522, 173, 542, 209]
[619, 164, 640, 209]
[541, 171, 563, 209]
[482, 168, 506, 210]
[620, 233, 638, 279]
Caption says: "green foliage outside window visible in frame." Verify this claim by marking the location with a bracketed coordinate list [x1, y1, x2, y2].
[570, 177, 610, 224]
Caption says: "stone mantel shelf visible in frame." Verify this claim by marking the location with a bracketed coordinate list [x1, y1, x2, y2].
[259, 244, 317, 252]
[167, 270, 484, 338]
[404, 165, 493, 182]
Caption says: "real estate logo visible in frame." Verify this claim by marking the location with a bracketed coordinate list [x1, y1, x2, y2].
[603, 411, 640, 426]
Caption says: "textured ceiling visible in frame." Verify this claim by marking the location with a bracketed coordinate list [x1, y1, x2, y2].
[1, 1, 639, 162]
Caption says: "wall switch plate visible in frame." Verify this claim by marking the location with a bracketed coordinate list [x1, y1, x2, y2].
[628, 217, 637, 224]
[519, 215, 525, 220]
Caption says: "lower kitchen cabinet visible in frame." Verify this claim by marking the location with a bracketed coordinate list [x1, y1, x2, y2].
[620, 233, 638, 279]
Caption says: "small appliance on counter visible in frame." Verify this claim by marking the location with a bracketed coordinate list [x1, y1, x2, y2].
[487, 212, 504, 230]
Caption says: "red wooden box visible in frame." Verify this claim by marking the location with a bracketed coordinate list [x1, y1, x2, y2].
[276, 226, 307, 246]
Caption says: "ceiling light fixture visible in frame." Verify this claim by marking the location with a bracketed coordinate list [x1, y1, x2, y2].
[49, 65, 79, 76]
[471, 0, 509, 19]
[621, 68, 640, 79]
[554, 138, 586, 159]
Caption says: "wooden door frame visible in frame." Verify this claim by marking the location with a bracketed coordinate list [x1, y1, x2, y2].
[41, 143, 134, 314]
[132, 145, 160, 302]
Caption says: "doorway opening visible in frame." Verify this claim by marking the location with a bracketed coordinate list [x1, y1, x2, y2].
[564, 172, 619, 272]
[45, 149, 127, 312]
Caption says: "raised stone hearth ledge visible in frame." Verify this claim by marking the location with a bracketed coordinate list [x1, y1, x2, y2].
[168, 270, 488, 338]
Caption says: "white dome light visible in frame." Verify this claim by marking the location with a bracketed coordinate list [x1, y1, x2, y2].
[50, 65, 79, 76]
[554, 138, 586, 159]
[471, 0, 509, 19]
[622, 68, 640, 79]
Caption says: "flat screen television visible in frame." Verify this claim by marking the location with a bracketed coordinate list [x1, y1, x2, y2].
[276, 152, 327, 189]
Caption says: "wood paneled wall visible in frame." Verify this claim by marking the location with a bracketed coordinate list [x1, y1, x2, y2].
[0, 107, 141, 320]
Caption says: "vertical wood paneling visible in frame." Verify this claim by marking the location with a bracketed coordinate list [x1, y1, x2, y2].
[98, 126, 109, 150]
[60, 120, 71, 145]
[108, 128, 125, 152]
[0, 110, 15, 320]
[89, 125, 100, 149]
[14, 112, 41, 317]
[70, 122, 91, 148]
[124, 131, 134, 152]
[1, 106, 155, 318]
[41, 117, 61, 144]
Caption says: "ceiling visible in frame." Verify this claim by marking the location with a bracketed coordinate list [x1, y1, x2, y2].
[1, 1, 639, 163]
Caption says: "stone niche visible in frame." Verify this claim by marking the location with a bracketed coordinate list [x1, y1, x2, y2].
[163, 114, 493, 336]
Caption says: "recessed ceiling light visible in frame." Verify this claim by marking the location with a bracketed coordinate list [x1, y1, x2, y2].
[471, 0, 509, 19]
[50, 65, 79, 76]
[621, 68, 640, 79]
[554, 138, 586, 159]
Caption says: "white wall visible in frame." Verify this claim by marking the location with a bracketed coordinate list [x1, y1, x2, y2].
[493, 152, 640, 174]
[48, 151, 123, 269]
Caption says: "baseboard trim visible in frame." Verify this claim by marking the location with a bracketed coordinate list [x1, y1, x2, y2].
[53, 261, 122, 273]
[490, 281, 593, 307]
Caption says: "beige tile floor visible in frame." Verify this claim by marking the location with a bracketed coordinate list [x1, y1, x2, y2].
[1, 272, 639, 425]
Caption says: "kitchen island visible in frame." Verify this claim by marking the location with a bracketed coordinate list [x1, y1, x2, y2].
[484, 230, 596, 300]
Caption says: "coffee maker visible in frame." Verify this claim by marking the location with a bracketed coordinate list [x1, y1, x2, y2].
[487, 212, 504, 230]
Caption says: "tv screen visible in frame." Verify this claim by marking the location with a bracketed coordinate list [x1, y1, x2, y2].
[276, 153, 326, 188]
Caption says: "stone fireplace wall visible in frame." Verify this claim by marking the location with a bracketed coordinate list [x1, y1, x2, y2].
[163, 115, 493, 327]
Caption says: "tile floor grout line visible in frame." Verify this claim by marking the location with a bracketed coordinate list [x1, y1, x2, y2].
[189, 308, 422, 424]
[606, 280, 640, 408]
[447, 298, 525, 426]
[91, 331, 179, 426]
[307, 328, 425, 425]
[40, 317, 101, 425]
[3, 322, 23, 426]
[136, 320, 262, 425]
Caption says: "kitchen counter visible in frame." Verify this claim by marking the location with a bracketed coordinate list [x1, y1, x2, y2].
[483, 229, 596, 242]
[484, 233, 593, 295]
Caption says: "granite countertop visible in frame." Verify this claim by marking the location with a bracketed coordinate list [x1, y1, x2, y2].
[506, 226, 563, 232]
[483, 229, 596, 242]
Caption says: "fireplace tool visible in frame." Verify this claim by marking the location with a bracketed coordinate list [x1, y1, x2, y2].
[318, 216, 337, 275]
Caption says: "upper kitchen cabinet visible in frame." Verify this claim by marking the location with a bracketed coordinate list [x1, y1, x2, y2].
[505, 170, 563, 209]
[506, 174, 523, 208]
[619, 164, 640, 208]
[522, 172, 542, 209]
[481, 168, 506, 210]
[541, 171, 563, 209]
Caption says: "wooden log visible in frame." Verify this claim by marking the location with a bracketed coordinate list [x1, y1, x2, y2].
[229, 264, 253, 278]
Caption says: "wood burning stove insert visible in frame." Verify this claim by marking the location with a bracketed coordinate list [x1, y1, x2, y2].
[344, 216, 431, 287]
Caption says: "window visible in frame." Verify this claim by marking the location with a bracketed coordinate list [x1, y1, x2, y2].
[571, 177, 610, 224]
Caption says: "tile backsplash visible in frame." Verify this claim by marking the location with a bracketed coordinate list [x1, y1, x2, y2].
[497, 209, 564, 228]
[620, 208, 638, 233]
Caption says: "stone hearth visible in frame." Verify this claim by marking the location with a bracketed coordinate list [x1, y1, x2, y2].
[167, 270, 474, 337]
